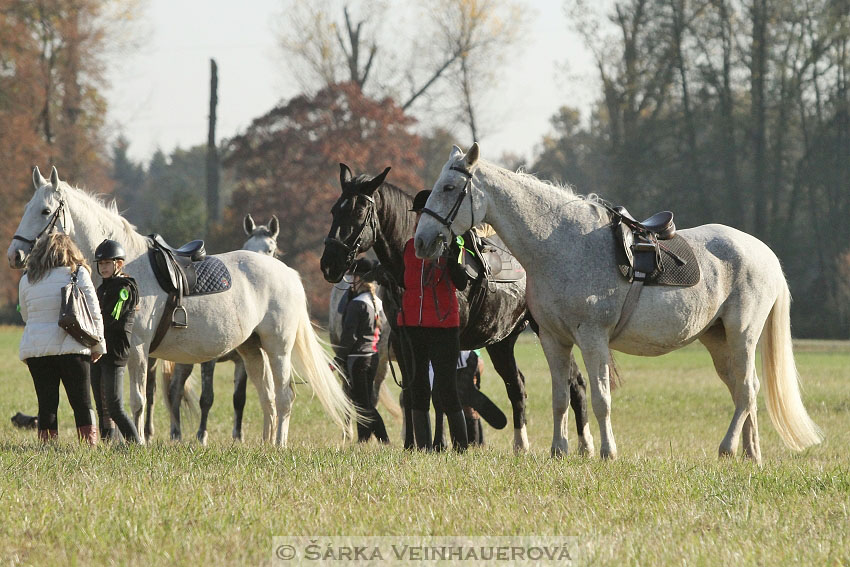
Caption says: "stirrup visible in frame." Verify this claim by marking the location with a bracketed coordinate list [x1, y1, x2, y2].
[171, 305, 188, 328]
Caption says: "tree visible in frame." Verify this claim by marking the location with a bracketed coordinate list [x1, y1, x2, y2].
[222, 82, 423, 313]
[275, 0, 528, 142]
[0, 0, 140, 305]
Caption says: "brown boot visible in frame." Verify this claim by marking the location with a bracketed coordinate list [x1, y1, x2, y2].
[77, 425, 98, 446]
[37, 429, 58, 443]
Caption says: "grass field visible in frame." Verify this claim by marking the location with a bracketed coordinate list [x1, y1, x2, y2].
[0, 325, 848, 566]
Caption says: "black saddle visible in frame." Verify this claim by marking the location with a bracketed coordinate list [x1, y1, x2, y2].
[147, 234, 232, 352]
[613, 206, 676, 240]
[609, 205, 699, 287]
[457, 232, 525, 284]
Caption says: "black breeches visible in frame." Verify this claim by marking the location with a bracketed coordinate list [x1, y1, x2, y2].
[404, 326, 462, 414]
[91, 360, 140, 443]
[27, 354, 94, 431]
[347, 354, 388, 443]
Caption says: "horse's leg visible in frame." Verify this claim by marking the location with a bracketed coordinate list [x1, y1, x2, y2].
[568, 354, 594, 456]
[390, 332, 415, 449]
[127, 346, 148, 444]
[269, 351, 294, 447]
[232, 357, 248, 442]
[237, 343, 276, 443]
[485, 335, 530, 453]
[700, 326, 751, 457]
[537, 330, 574, 457]
[168, 363, 193, 441]
[702, 324, 762, 463]
[144, 358, 158, 440]
[196, 360, 216, 445]
[575, 334, 617, 460]
[373, 350, 389, 409]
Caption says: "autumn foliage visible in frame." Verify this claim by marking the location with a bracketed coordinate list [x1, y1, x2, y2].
[220, 82, 424, 315]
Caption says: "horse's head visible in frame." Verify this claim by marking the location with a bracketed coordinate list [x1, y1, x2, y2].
[242, 213, 280, 257]
[320, 163, 391, 283]
[8, 166, 75, 269]
[414, 143, 486, 259]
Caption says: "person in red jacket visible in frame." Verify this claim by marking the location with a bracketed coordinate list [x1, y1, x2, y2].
[397, 190, 469, 451]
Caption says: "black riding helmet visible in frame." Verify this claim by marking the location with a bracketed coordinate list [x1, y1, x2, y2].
[348, 257, 376, 277]
[410, 190, 431, 213]
[95, 239, 125, 261]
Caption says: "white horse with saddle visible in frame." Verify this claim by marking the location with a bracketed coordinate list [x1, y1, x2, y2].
[8, 167, 354, 445]
[414, 144, 822, 462]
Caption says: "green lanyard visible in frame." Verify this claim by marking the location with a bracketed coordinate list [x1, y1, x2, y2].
[455, 235, 475, 264]
[111, 288, 129, 319]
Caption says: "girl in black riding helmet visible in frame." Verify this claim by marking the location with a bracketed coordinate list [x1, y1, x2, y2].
[91, 239, 141, 443]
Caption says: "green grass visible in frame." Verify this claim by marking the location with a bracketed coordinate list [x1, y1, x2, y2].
[0, 325, 848, 566]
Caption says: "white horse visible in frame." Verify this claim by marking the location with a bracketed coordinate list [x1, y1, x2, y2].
[414, 144, 823, 462]
[8, 167, 355, 445]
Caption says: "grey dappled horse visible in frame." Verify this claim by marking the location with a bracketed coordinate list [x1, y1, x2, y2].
[415, 144, 823, 463]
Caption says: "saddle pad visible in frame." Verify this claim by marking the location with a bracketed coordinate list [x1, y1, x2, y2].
[189, 256, 232, 296]
[615, 233, 701, 287]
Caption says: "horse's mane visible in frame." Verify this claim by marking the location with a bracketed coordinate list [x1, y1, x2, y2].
[483, 160, 608, 221]
[372, 181, 416, 244]
[61, 182, 149, 248]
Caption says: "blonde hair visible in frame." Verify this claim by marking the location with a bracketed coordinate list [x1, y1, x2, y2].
[354, 278, 382, 331]
[26, 233, 89, 283]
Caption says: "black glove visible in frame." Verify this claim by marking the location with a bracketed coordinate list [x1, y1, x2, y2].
[446, 240, 469, 291]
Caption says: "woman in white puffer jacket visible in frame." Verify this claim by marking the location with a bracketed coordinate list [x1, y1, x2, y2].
[19, 232, 105, 444]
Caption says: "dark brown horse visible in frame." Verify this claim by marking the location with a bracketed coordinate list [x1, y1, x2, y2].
[320, 165, 593, 455]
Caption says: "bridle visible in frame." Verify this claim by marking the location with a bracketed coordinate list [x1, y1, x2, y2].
[12, 198, 67, 249]
[420, 165, 474, 240]
[324, 193, 378, 271]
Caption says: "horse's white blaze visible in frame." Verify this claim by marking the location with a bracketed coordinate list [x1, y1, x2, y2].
[415, 144, 822, 461]
[9, 171, 355, 444]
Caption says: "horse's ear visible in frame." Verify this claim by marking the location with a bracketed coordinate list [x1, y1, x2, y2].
[268, 215, 279, 239]
[244, 213, 256, 235]
[339, 163, 353, 187]
[365, 166, 391, 194]
[449, 145, 464, 160]
[49, 166, 60, 190]
[465, 143, 480, 168]
[32, 167, 47, 190]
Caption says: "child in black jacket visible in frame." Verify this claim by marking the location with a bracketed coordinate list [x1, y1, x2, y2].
[339, 258, 389, 443]
[91, 239, 141, 443]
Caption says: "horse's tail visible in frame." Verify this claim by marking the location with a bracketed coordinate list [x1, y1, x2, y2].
[378, 381, 403, 421]
[761, 284, 823, 451]
[291, 307, 357, 439]
[160, 360, 199, 417]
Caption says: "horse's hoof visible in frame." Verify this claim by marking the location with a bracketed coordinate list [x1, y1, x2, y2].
[513, 427, 530, 454]
[197, 431, 208, 446]
[550, 445, 567, 458]
[232, 429, 244, 443]
[170, 431, 181, 442]
[600, 446, 618, 460]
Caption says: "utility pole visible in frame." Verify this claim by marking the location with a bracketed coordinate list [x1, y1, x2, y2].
[206, 58, 220, 234]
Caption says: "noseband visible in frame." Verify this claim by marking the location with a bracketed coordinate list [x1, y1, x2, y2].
[12, 198, 66, 247]
[324, 193, 378, 269]
[420, 165, 474, 238]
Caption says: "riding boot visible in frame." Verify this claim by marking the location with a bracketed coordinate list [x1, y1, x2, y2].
[37, 429, 58, 443]
[411, 410, 433, 450]
[465, 414, 481, 446]
[77, 425, 98, 446]
[446, 411, 469, 453]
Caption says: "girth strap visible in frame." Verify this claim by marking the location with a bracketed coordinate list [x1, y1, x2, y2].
[611, 272, 646, 341]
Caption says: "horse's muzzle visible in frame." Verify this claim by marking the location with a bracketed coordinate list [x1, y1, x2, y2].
[7, 248, 26, 269]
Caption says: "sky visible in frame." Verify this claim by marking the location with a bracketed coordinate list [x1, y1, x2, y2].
[106, 0, 600, 165]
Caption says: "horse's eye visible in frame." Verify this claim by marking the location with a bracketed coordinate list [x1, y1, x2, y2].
[443, 184, 456, 192]
[41, 208, 51, 215]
